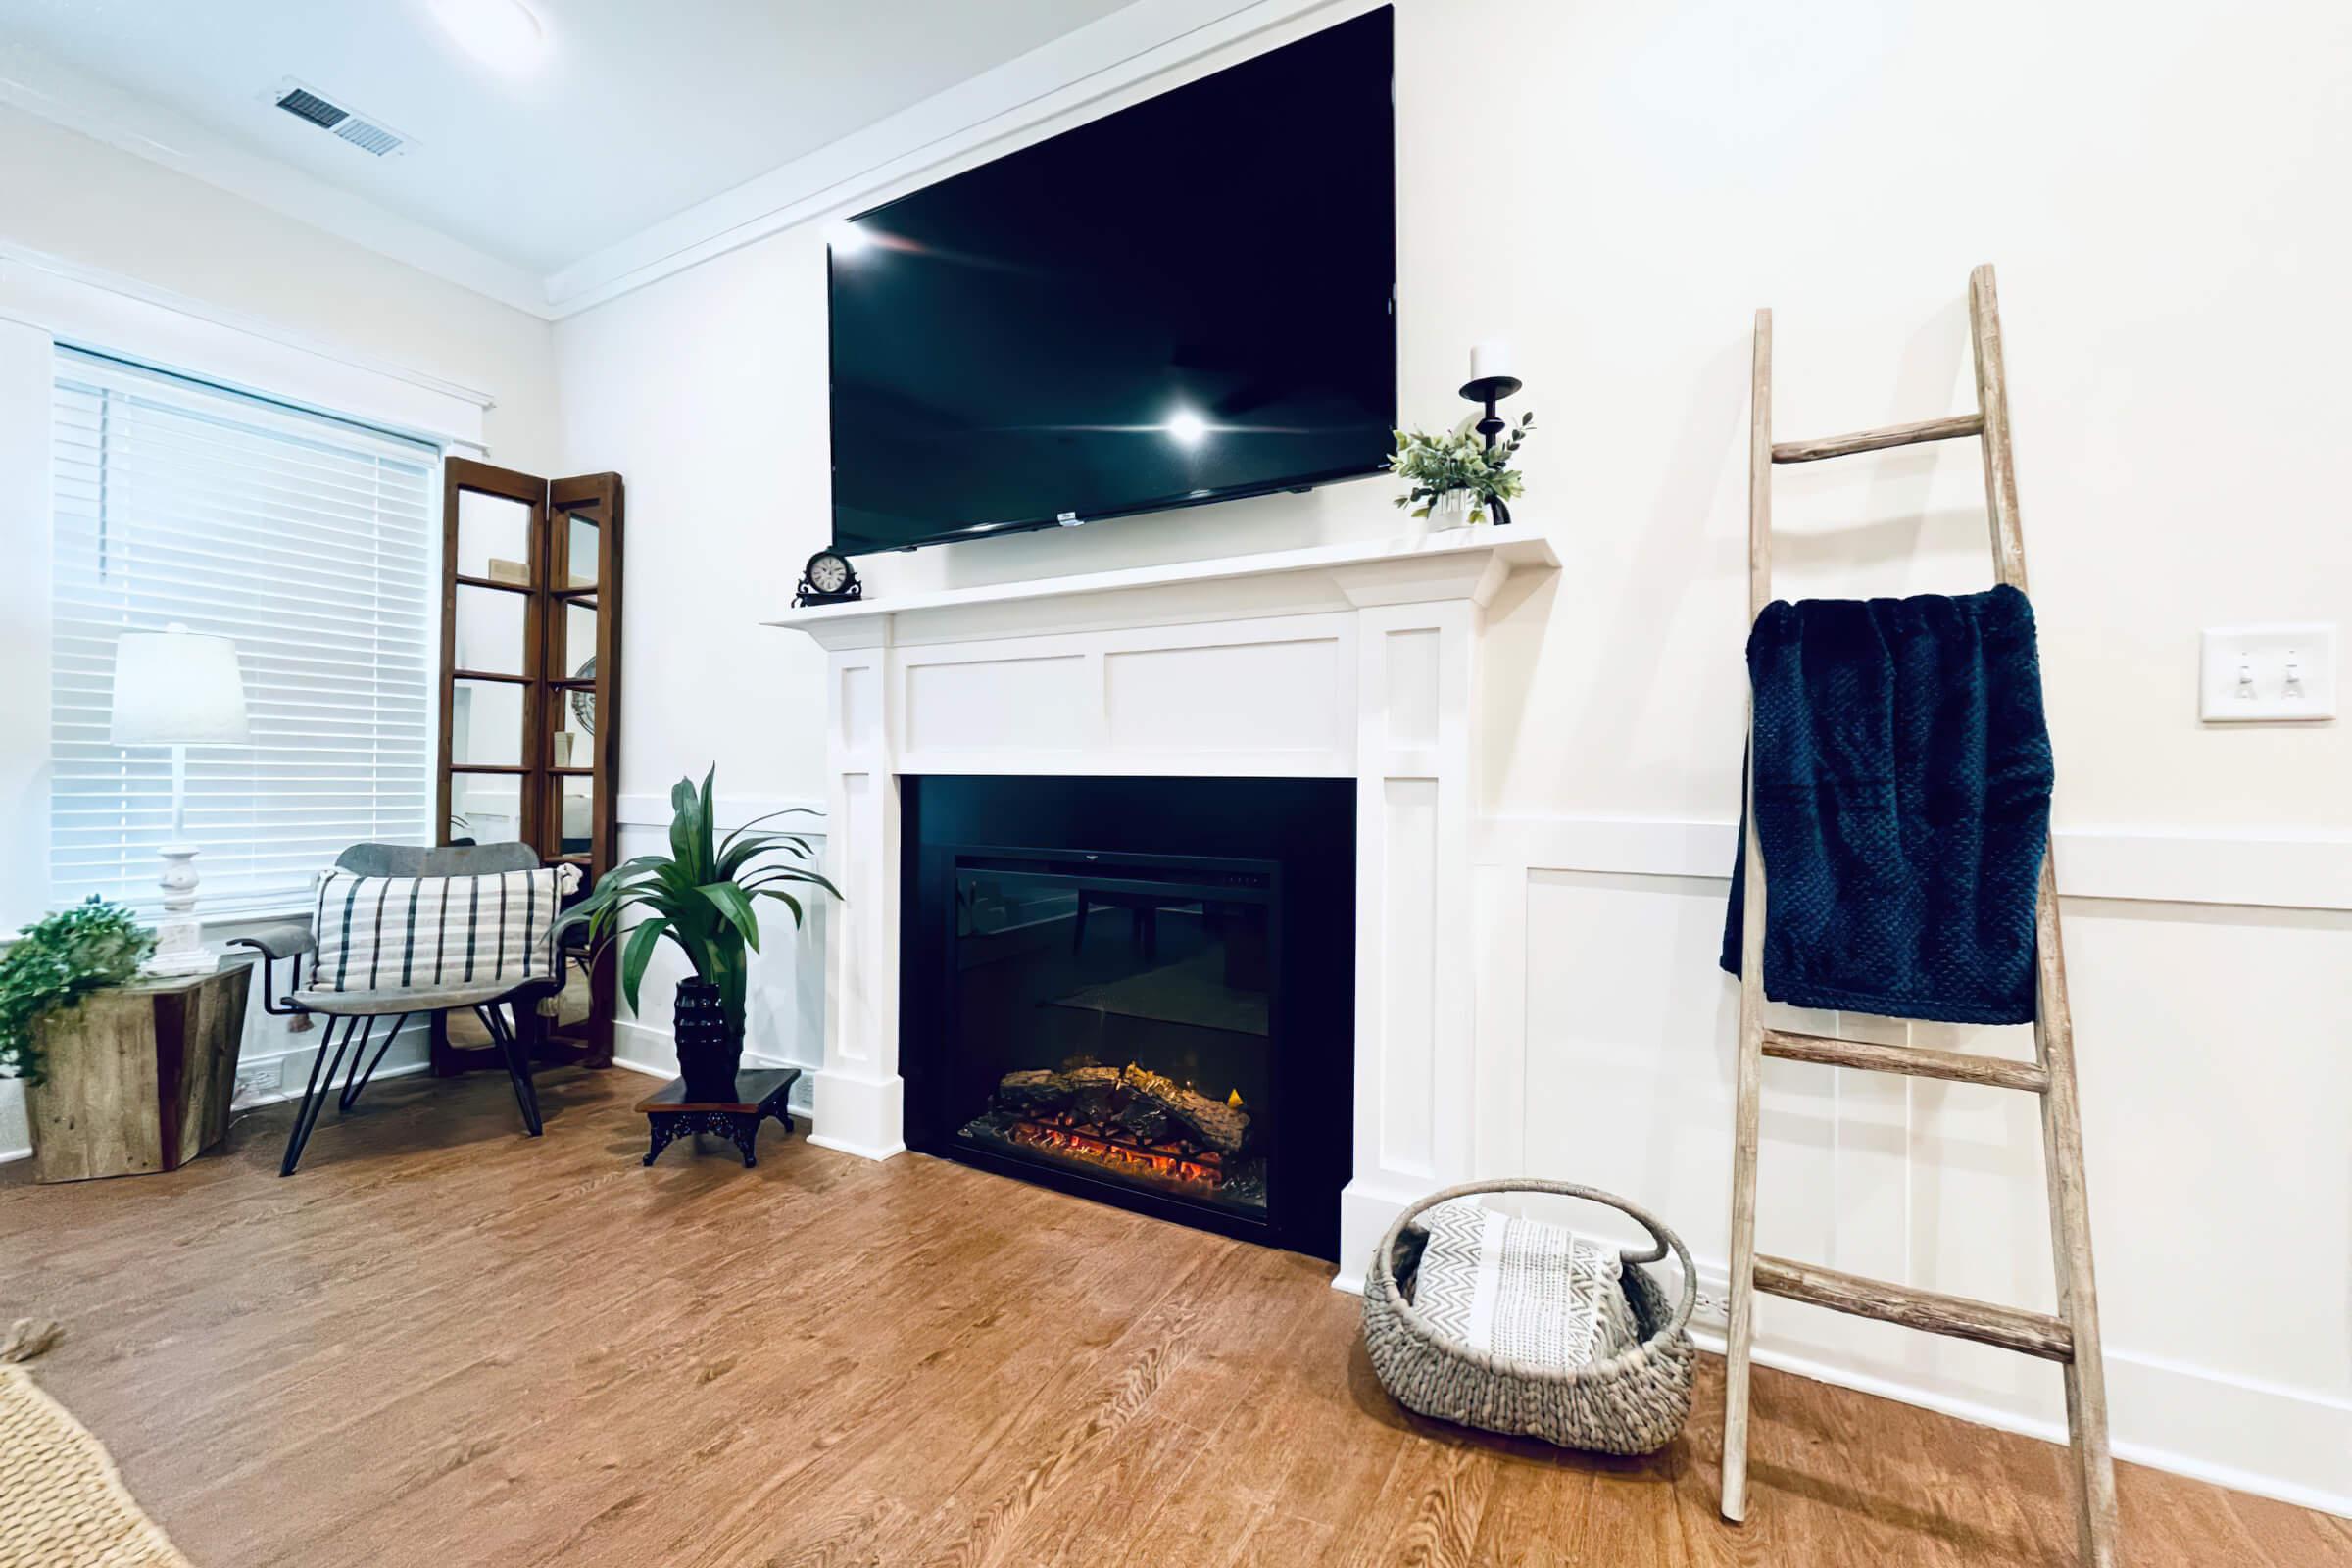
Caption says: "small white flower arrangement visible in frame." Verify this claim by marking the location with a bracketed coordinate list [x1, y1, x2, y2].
[1386, 410, 1536, 525]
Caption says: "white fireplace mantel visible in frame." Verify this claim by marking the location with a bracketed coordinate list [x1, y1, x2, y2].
[767, 526, 1560, 1287]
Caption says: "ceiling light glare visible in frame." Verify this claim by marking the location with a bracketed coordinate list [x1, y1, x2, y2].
[429, 0, 547, 69]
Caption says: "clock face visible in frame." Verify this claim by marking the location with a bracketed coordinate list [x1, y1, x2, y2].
[808, 552, 849, 594]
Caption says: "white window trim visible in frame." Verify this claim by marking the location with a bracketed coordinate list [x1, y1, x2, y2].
[0, 243, 491, 447]
[0, 255, 495, 933]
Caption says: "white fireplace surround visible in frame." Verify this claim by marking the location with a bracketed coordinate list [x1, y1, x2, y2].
[769, 527, 1560, 1286]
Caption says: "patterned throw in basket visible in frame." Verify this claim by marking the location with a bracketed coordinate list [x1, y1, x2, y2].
[1362, 1179, 1697, 1455]
[308, 865, 579, 993]
[1411, 1199, 1642, 1372]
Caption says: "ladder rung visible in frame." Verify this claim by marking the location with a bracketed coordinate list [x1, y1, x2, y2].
[1761, 1028, 2048, 1093]
[1772, 412, 1984, 464]
[1754, 1255, 2075, 1362]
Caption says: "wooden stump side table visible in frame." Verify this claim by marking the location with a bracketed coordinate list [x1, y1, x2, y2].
[24, 965, 249, 1183]
[634, 1068, 800, 1168]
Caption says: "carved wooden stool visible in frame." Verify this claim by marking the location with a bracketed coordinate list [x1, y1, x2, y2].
[634, 1067, 800, 1168]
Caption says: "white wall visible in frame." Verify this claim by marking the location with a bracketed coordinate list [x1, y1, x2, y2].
[0, 103, 560, 467]
[561, 0, 2350, 824]
[0, 106, 561, 1154]
[554, 0, 2352, 1510]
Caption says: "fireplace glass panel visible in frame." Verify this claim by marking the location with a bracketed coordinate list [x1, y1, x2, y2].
[949, 858, 1275, 1220]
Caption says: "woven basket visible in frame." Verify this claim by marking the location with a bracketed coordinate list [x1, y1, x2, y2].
[1361, 1178, 1698, 1455]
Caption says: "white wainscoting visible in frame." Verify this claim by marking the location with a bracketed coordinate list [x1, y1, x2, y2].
[1473, 813, 2352, 1518]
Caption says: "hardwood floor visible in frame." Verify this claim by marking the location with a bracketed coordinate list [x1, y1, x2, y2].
[3, 1067, 2344, 1567]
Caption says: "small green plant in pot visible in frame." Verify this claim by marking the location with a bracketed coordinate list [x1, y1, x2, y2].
[1386, 410, 1536, 526]
[553, 767, 838, 1102]
[0, 897, 156, 1084]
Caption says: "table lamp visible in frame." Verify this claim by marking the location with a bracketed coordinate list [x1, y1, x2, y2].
[110, 625, 251, 976]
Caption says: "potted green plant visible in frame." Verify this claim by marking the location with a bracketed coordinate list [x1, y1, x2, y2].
[1387, 410, 1537, 526]
[0, 898, 156, 1083]
[553, 767, 838, 1102]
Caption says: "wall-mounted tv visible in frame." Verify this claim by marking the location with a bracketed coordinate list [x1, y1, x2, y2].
[828, 7, 1396, 556]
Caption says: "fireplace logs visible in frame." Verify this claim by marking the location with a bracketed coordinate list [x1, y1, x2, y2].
[1119, 1065, 1248, 1153]
[992, 1063, 1250, 1154]
[962, 1062, 1268, 1216]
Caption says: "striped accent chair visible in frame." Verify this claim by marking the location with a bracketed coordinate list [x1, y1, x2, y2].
[230, 842, 580, 1175]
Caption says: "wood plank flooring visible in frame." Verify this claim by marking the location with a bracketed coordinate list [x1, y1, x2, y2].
[3, 1067, 2343, 1567]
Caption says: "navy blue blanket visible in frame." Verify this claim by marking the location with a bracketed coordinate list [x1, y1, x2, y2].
[1720, 584, 2054, 1026]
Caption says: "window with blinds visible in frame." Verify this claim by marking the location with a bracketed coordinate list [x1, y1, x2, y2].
[50, 347, 439, 916]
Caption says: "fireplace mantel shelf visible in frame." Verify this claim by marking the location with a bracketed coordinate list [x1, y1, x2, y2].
[765, 525, 1559, 637]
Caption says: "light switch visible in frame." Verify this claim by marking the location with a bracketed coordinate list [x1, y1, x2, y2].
[2199, 624, 2337, 722]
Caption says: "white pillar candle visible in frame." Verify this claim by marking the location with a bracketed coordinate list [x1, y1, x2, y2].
[1471, 340, 1513, 381]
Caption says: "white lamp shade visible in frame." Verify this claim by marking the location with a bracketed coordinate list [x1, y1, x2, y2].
[110, 627, 252, 746]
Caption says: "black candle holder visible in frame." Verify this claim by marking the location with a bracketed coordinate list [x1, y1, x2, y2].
[1458, 372, 1524, 526]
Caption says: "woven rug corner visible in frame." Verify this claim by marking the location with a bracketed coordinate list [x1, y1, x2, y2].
[1, 1362, 193, 1568]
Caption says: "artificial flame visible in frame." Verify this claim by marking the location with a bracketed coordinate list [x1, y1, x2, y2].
[1008, 1116, 1226, 1189]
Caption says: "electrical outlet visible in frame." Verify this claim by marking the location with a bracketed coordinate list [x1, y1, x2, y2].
[2200, 623, 2337, 722]
[233, 1062, 280, 1103]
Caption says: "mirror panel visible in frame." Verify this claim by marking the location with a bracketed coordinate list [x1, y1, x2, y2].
[453, 584, 528, 675]
[449, 772, 525, 847]
[552, 774, 595, 858]
[450, 678, 524, 767]
[552, 677, 597, 760]
[456, 489, 532, 582]
[562, 511, 600, 589]
[549, 685, 595, 770]
[558, 596, 598, 675]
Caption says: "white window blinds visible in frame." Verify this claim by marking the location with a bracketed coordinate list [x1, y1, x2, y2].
[50, 347, 439, 916]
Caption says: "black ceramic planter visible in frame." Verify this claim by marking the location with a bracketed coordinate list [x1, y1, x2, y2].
[673, 978, 743, 1102]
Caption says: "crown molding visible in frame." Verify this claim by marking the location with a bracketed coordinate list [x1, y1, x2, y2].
[538, 0, 1359, 318]
[1, 0, 1370, 323]
[0, 44, 553, 318]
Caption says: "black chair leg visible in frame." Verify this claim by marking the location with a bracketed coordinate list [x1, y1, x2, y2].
[478, 1004, 543, 1137]
[280, 1016, 356, 1176]
[334, 1016, 377, 1113]
[338, 1013, 405, 1114]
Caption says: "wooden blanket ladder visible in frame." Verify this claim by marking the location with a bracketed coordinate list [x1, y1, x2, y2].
[1723, 264, 2118, 1567]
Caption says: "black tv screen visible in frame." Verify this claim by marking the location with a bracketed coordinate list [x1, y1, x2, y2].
[828, 8, 1396, 555]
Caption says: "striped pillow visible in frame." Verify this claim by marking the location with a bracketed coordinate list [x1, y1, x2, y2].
[307, 866, 579, 994]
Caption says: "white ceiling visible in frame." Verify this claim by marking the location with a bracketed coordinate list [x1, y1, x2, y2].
[0, 0, 1139, 278]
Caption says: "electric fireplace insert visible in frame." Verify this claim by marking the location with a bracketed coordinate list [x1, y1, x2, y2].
[901, 776, 1354, 1258]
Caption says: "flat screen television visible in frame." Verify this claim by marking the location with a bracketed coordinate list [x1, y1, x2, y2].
[828, 7, 1396, 556]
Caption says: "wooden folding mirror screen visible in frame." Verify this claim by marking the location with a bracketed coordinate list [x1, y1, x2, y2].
[436, 457, 624, 1070]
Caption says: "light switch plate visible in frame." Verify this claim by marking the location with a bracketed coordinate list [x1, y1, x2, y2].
[2200, 624, 2337, 722]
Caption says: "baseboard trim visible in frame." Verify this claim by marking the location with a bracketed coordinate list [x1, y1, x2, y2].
[609, 1054, 672, 1080]
[806, 1131, 908, 1160]
[232, 1058, 432, 1111]
[0, 1027, 435, 1164]
[1666, 1258, 2352, 1520]
[612, 1018, 818, 1121]
[1683, 1324, 2352, 1520]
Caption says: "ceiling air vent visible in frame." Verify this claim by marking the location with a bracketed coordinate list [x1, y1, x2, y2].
[270, 79, 410, 157]
[275, 86, 346, 129]
[332, 119, 403, 156]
